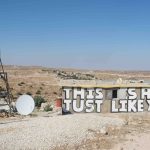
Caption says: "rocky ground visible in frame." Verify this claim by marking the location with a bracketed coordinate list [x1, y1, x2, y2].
[0, 113, 125, 150]
[0, 112, 150, 150]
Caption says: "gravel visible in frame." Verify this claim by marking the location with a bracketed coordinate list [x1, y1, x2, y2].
[0, 114, 125, 150]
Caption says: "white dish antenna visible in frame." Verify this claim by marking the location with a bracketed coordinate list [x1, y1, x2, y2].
[16, 95, 35, 115]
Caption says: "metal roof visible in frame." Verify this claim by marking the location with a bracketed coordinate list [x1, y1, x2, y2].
[62, 83, 150, 88]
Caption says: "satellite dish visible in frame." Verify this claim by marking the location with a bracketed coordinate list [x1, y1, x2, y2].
[16, 95, 35, 115]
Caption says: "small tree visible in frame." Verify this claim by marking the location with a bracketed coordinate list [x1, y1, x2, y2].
[34, 96, 46, 107]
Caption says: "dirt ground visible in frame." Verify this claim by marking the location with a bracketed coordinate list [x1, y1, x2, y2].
[55, 112, 150, 150]
[0, 112, 150, 150]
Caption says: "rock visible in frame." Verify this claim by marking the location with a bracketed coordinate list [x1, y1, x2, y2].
[100, 127, 108, 135]
[40, 103, 47, 111]
[10, 102, 17, 112]
[116, 78, 123, 84]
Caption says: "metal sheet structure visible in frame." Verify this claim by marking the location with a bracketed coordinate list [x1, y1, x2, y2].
[0, 57, 13, 114]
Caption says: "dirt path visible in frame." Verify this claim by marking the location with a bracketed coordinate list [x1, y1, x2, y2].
[113, 132, 150, 150]
[0, 114, 125, 150]
[112, 113, 150, 150]
[0, 113, 150, 150]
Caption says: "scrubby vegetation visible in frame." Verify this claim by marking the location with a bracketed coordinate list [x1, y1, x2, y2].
[17, 92, 22, 96]
[34, 96, 46, 107]
[53, 70, 96, 80]
[26, 92, 32, 96]
[36, 90, 41, 95]
[18, 82, 25, 86]
[44, 104, 53, 112]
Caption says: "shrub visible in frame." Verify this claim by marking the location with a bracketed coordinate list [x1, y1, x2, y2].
[36, 90, 41, 95]
[53, 92, 57, 95]
[17, 92, 22, 96]
[20, 82, 25, 85]
[44, 104, 53, 112]
[34, 96, 46, 107]
[18, 83, 22, 86]
[18, 82, 25, 86]
[26, 92, 32, 96]
[40, 87, 43, 90]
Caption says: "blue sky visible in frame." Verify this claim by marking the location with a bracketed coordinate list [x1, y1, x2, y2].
[0, 0, 150, 70]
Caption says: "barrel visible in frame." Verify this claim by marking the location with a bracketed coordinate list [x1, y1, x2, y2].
[55, 98, 62, 107]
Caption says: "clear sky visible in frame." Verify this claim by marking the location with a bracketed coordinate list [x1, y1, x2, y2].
[0, 0, 150, 70]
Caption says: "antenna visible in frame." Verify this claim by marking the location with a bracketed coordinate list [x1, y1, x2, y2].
[0, 49, 13, 114]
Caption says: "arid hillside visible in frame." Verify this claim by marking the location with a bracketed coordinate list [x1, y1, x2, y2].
[1, 65, 150, 102]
